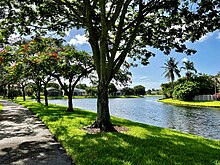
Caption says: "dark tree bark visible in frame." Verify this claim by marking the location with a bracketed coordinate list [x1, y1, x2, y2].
[36, 83, 41, 103]
[7, 84, 11, 99]
[91, 83, 116, 132]
[43, 84, 48, 106]
[67, 92, 74, 112]
[22, 85, 26, 101]
[3, 85, 7, 98]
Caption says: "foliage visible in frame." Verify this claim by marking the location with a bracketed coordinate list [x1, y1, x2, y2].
[122, 87, 134, 96]
[162, 57, 181, 90]
[108, 83, 117, 96]
[180, 60, 197, 78]
[85, 87, 98, 97]
[161, 83, 174, 98]
[146, 89, 152, 95]
[14, 100, 220, 165]
[1, 0, 220, 130]
[133, 85, 145, 96]
[173, 75, 215, 101]
[48, 82, 60, 89]
[76, 84, 88, 90]
[173, 81, 200, 101]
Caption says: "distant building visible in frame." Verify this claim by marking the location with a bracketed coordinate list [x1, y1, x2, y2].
[73, 88, 87, 96]
[47, 87, 63, 96]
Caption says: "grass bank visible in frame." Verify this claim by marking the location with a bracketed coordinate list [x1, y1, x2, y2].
[158, 98, 220, 108]
[14, 99, 220, 165]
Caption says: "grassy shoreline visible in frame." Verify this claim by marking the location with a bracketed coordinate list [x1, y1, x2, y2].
[16, 95, 142, 100]
[158, 98, 220, 108]
[14, 99, 220, 164]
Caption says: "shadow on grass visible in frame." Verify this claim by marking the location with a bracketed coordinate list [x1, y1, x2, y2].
[15, 100, 220, 165]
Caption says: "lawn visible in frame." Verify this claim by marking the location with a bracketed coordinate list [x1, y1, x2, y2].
[14, 99, 220, 165]
[158, 98, 220, 108]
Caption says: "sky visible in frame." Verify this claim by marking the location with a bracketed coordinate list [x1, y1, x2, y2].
[64, 29, 220, 90]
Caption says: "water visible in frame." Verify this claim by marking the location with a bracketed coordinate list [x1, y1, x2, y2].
[48, 96, 220, 140]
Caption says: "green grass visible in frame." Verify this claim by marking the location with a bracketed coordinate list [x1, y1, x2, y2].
[159, 98, 220, 108]
[0, 103, 2, 111]
[14, 99, 220, 165]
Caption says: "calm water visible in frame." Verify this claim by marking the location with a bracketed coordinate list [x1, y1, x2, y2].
[48, 96, 220, 140]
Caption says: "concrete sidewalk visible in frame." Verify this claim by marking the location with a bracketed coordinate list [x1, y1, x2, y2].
[0, 100, 73, 165]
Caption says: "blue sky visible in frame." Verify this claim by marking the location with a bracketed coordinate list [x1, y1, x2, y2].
[64, 29, 220, 90]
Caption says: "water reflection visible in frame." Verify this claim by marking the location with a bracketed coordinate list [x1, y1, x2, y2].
[48, 96, 220, 140]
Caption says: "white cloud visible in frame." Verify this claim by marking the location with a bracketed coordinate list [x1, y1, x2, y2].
[139, 76, 149, 80]
[198, 32, 213, 42]
[182, 57, 188, 62]
[68, 34, 88, 45]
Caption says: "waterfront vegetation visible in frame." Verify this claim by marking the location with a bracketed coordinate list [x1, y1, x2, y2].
[14, 99, 220, 165]
[0, 104, 2, 111]
[159, 98, 220, 108]
[17, 95, 142, 100]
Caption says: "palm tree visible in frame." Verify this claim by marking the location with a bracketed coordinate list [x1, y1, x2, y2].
[181, 60, 197, 78]
[162, 57, 181, 92]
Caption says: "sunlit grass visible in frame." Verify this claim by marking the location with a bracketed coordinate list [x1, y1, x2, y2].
[0, 103, 2, 111]
[159, 98, 220, 108]
[14, 99, 220, 165]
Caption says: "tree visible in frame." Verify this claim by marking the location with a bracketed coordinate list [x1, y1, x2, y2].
[146, 89, 152, 95]
[122, 87, 134, 96]
[76, 84, 88, 90]
[133, 85, 146, 96]
[1, 1, 220, 131]
[108, 83, 117, 96]
[162, 57, 181, 93]
[181, 60, 197, 78]
[173, 74, 215, 101]
[48, 45, 94, 111]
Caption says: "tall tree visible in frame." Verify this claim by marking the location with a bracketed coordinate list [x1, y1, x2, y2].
[1, 0, 220, 131]
[47, 45, 94, 111]
[162, 57, 181, 92]
[181, 60, 197, 78]
[133, 85, 146, 96]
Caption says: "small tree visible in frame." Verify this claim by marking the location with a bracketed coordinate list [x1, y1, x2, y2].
[108, 83, 117, 96]
[162, 57, 181, 94]
[181, 60, 197, 78]
[48, 45, 94, 111]
[133, 85, 145, 96]
[122, 87, 134, 96]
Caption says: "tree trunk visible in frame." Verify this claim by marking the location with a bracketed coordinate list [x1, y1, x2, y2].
[36, 84, 41, 103]
[22, 85, 26, 101]
[67, 92, 74, 111]
[3, 85, 7, 98]
[44, 84, 48, 106]
[7, 84, 11, 99]
[91, 83, 116, 132]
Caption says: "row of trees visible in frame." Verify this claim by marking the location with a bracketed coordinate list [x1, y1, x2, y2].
[162, 57, 219, 100]
[1, 0, 220, 131]
[162, 57, 197, 91]
[0, 37, 94, 111]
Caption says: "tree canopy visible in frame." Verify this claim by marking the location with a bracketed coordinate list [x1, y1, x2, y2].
[1, 0, 220, 131]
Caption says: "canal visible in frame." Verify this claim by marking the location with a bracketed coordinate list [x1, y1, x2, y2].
[47, 96, 220, 140]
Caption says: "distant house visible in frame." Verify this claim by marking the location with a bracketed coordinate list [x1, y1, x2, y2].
[73, 88, 87, 96]
[47, 87, 63, 96]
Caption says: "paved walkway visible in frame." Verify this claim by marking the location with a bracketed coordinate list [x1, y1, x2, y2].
[0, 100, 73, 165]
